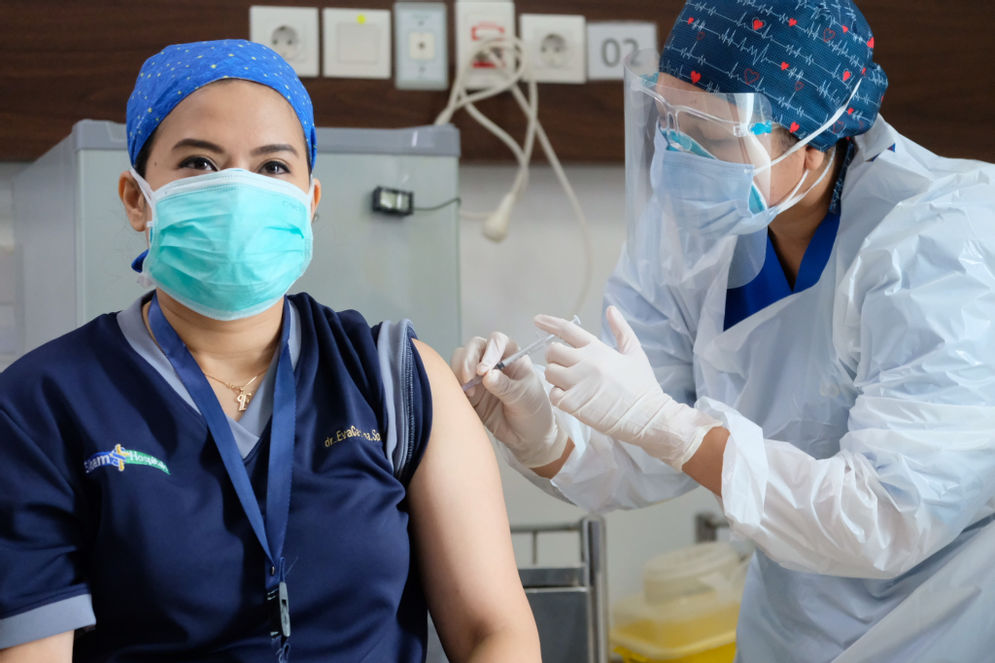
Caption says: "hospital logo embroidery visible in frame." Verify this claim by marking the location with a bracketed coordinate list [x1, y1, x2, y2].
[84, 444, 171, 475]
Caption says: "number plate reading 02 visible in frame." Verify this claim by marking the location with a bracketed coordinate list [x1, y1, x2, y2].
[586, 21, 658, 80]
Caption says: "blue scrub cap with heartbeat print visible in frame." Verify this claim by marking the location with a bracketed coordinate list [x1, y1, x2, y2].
[126, 39, 317, 167]
[660, 0, 888, 150]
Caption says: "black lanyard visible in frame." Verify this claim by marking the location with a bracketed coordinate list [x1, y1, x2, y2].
[148, 294, 295, 654]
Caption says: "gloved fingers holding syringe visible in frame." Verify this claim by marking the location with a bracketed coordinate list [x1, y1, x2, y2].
[458, 332, 523, 394]
[453, 309, 721, 474]
[449, 318, 580, 469]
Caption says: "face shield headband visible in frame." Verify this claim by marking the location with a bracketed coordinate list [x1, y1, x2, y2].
[625, 49, 861, 234]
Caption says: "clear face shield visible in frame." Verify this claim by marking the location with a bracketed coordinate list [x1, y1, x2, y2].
[623, 49, 778, 287]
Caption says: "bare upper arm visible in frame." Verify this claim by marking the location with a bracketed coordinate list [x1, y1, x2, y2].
[406, 339, 540, 662]
[0, 631, 73, 662]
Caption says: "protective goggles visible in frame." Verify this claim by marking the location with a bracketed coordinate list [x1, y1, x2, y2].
[626, 52, 780, 171]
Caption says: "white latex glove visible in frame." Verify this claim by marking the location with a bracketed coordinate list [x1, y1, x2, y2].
[535, 306, 721, 470]
[451, 332, 568, 468]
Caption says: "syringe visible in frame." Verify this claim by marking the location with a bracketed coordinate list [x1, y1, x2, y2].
[462, 315, 580, 392]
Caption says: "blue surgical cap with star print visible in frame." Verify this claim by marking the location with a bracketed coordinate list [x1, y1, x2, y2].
[126, 39, 317, 167]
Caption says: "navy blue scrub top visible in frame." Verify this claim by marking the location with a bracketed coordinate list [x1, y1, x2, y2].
[724, 140, 854, 329]
[724, 212, 841, 329]
[0, 293, 433, 662]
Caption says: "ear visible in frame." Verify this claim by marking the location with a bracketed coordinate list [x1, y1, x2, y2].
[118, 171, 150, 232]
[309, 177, 322, 222]
[803, 144, 830, 172]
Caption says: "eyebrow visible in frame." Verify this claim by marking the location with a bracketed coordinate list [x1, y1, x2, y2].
[251, 143, 299, 157]
[171, 138, 224, 153]
[171, 138, 300, 157]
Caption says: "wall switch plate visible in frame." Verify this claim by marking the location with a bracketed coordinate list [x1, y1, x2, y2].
[249, 6, 320, 77]
[322, 8, 392, 79]
[394, 2, 448, 90]
[519, 13, 586, 84]
[586, 21, 658, 80]
[455, 1, 515, 90]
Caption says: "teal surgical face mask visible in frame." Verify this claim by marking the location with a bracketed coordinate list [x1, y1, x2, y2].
[131, 168, 314, 321]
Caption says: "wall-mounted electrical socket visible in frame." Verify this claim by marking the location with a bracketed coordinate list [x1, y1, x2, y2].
[455, 0, 516, 90]
[394, 2, 448, 90]
[519, 13, 586, 84]
[249, 6, 320, 77]
[322, 8, 392, 79]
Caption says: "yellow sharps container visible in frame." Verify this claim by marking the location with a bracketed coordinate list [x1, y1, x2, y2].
[611, 541, 747, 663]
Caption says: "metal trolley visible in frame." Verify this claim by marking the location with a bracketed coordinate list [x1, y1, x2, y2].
[425, 515, 608, 663]
[513, 516, 609, 663]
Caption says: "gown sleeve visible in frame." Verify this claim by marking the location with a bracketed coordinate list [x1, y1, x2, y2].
[718, 177, 995, 578]
[506, 243, 702, 512]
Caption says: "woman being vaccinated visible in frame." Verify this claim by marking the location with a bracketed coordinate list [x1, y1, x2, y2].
[0, 40, 540, 662]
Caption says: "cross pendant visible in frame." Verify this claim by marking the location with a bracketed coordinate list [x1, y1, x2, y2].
[236, 390, 252, 412]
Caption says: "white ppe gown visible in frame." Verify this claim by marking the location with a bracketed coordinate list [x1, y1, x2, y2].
[512, 117, 995, 662]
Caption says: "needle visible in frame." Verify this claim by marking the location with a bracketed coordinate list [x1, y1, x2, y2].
[462, 315, 581, 392]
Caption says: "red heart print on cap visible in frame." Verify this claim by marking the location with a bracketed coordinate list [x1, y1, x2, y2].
[842, 25, 849, 33]
[843, 70, 851, 81]
[743, 68, 761, 85]
[690, 70, 702, 84]
[781, 62, 790, 70]
[789, 122, 800, 133]
[867, 36, 875, 48]
[795, 80, 805, 91]
[788, 18, 798, 26]
[753, 18, 764, 30]
[823, 28, 836, 41]
[688, 17, 695, 24]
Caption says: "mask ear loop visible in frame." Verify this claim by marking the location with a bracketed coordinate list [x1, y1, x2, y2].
[127, 168, 158, 287]
[772, 144, 837, 210]
[306, 177, 319, 224]
[129, 167, 157, 231]
[759, 78, 863, 173]
[751, 79, 861, 209]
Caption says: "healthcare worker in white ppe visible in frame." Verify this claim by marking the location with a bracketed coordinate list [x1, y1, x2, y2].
[452, 0, 995, 660]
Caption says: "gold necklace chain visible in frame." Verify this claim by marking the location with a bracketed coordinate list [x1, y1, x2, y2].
[142, 301, 266, 412]
[203, 371, 265, 411]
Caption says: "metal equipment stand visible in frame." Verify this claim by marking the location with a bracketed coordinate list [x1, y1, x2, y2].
[513, 516, 609, 663]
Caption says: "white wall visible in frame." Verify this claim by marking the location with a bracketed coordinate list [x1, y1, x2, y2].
[0, 163, 24, 369]
[458, 163, 721, 610]
[0, 157, 721, 613]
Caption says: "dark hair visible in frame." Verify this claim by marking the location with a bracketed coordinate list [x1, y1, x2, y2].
[776, 126, 801, 153]
[134, 130, 156, 178]
[778, 125, 854, 157]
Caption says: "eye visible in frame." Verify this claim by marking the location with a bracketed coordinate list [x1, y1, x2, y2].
[259, 160, 291, 176]
[179, 156, 217, 172]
